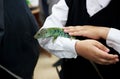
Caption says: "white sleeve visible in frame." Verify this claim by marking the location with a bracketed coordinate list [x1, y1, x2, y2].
[38, 0, 78, 58]
[106, 28, 120, 54]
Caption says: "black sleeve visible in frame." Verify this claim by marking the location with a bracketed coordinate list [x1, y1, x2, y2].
[0, 0, 5, 45]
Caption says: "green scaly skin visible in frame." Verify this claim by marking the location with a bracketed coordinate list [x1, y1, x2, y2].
[34, 27, 74, 42]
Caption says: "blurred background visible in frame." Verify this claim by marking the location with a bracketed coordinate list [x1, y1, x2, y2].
[33, 48, 60, 79]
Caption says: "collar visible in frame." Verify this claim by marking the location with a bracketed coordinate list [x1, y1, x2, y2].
[86, 0, 111, 16]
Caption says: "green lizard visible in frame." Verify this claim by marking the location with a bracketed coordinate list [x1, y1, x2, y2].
[34, 27, 75, 42]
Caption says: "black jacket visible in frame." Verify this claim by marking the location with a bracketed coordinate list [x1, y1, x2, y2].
[0, 0, 40, 78]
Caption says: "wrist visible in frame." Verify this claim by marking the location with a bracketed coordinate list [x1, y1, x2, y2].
[99, 27, 110, 39]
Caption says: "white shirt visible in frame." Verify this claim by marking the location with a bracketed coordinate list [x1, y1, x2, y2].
[38, 0, 120, 58]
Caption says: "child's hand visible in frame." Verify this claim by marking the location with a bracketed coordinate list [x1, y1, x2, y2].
[64, 25, 110, 40]
[75, 39, 119, 65]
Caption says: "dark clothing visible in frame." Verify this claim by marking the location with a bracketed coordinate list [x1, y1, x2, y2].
[0, 0, 4, 44]
[0, 0, 40, 79]
[60, 0, 120, 79]
[0, 67, 17, 79]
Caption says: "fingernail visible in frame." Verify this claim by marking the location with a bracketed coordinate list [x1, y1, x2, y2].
[116, 59, 119, 62]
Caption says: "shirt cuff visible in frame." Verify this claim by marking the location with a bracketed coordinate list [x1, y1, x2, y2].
[106, 28, 120, 54]
[55, 37, 78, 58]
